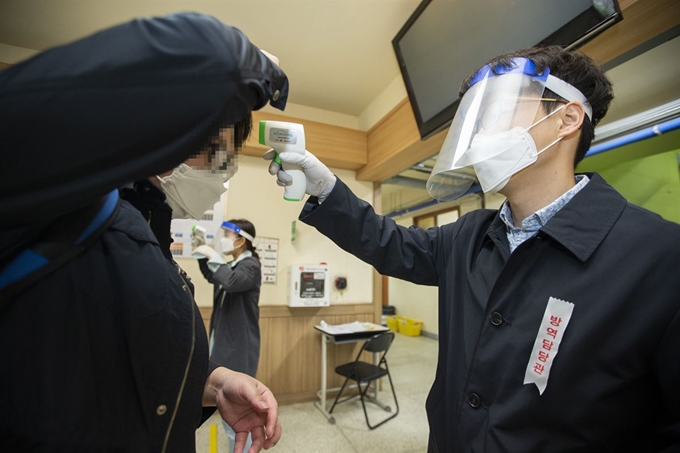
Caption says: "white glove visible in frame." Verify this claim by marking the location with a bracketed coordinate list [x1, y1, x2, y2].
[260, 49, 280, 66]
[264, 149, 336, 203]
[192, 245, 220, 261]
[193, 245, 228, 272]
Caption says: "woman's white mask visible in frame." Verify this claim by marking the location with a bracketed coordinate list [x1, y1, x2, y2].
[220, 237, 244, 255]
[157, 164, 228, 219]
[220, 237, 235, 255]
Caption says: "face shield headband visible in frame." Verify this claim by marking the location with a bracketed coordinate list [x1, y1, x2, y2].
[221, 221, 254, 242]
[426, 58, 592, 201]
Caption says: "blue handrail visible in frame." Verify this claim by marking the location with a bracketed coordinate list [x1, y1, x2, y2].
[586, 117, 680, 157]
[387, 116, 680, 219]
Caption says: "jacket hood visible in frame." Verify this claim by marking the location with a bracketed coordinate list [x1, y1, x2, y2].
[0, 13, 288, 228]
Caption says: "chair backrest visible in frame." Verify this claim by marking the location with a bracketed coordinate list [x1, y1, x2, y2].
[357, 331, 395, 364]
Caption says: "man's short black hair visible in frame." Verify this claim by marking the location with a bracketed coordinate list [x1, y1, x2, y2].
[460, 46, 614, 167]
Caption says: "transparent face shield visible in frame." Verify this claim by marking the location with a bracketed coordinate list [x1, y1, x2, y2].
[426, 59, 550, 201]
[220, 221, 254, 242]
[212, 226, 227, 254]
[218, 221, 253, 255]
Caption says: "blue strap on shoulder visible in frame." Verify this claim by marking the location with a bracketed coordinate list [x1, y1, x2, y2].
[0, 190, 119, 290]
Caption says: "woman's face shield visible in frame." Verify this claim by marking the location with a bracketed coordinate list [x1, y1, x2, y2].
[426, 59, 550, 201]
[221, 221, 254, 242]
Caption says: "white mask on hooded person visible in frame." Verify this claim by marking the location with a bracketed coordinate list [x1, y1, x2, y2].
[157, 164, 229, 220]
[468, 106, 565, 193]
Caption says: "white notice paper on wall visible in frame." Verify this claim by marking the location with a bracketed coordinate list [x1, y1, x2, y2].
[254, 237, 279, 284]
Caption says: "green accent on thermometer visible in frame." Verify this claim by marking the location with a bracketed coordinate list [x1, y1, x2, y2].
[259, 120, 266, 145]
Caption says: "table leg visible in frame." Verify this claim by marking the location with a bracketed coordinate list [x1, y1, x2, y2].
[321, 334, 327, 411]
[313, 333, 335, 423]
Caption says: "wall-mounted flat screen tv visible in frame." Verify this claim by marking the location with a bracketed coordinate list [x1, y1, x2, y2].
[393, 0, 622, 140]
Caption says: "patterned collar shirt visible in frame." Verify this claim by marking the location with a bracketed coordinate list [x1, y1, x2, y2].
[499, 174, 590, 253]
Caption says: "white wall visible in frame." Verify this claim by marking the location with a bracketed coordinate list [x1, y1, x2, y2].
[181, 155, 375, 307]
[358, 75, 407, 131]
[0, 43, 37, 63]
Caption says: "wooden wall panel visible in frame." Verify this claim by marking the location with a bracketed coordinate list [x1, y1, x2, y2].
[580, 0, 680, 65]
[203, 304, 378, 405]
[358, 0, 680, 183]
[359, 99, 451, 182]
[257, 305, 376, 404]
[360, 119, 447, 182]
[241, 111, 368, 171]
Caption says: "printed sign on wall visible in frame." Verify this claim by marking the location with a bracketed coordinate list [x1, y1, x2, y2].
[253, 237, 279, 284]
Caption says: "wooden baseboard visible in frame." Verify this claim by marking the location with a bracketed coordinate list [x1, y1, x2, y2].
[420, 330, 439, 341]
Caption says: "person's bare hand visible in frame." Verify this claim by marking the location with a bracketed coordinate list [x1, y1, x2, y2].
[204, 368, 282, 453]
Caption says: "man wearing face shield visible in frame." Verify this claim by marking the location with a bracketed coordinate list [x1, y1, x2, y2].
[0, 13, 287, 452]
[265, 46, 680, 451]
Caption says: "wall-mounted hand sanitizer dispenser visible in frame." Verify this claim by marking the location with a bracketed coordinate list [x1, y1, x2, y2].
[288, 265, 330, 307]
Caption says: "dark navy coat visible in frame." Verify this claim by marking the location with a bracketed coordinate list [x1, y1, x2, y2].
[0, 12, 287, 452]
[300, 174, 680, 452]
[0, 12, 288, 227]
[199, 256, 261, 377]
[1, 200, 212, 451]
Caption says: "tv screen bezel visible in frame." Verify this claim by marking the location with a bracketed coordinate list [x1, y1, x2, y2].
[392, 0, 623, 140]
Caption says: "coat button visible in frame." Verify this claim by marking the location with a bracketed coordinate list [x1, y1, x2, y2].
[156, 404, 167, 416]
[468, 393, 481, 408]
[490, 312, 503, 326]
[272, 90, 281, 101]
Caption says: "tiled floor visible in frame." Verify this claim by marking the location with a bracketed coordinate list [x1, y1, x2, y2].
[196, 333, 438, 453]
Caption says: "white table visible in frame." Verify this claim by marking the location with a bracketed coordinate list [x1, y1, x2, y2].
[313, 322, 391, 424]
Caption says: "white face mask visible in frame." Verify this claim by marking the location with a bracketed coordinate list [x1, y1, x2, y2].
[468, 106, 564, 193]
[157, 164, 228, 219]
[220, 237, 244, 255]
[220, 237, 235, 255]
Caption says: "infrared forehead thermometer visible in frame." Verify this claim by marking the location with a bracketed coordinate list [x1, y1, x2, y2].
[259, 120, 306, 202]
[190, 225, 206, 247]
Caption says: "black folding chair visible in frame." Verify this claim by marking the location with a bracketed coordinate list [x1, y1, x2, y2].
[329, 331, 399, 429]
